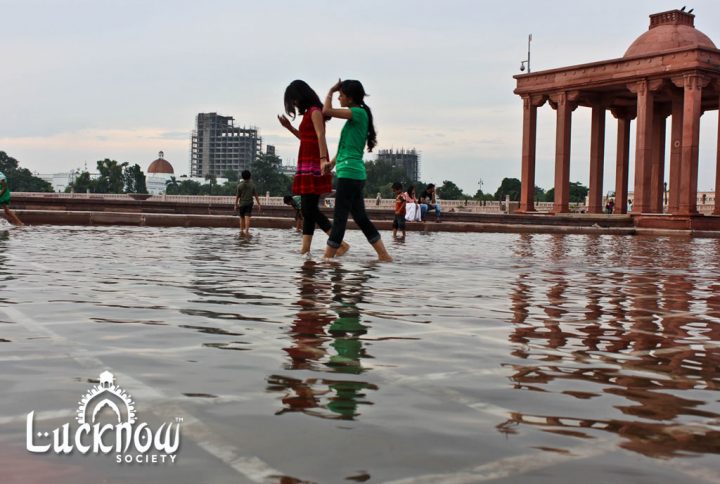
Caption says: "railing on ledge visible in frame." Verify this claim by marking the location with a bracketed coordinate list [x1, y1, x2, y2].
[12, 192, 580, 213]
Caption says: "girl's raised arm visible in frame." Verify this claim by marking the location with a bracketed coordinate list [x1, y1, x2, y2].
[323, 79, 353, 120]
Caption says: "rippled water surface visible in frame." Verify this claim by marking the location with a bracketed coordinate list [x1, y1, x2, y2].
[1, 226, 719, 483]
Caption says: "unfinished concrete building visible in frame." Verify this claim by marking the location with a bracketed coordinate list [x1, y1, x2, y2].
[376, 148, 421, 182]
[190, 113, 262, 178]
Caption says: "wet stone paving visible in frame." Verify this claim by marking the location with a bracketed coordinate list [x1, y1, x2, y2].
[0, 225, 719, 483]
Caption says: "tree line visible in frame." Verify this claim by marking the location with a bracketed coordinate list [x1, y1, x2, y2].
[363, 160, 590, 202]
[0, 151, 53, 192]
[66, 159, 148, 194]
[491, 177, 589, 203]
[1, 149, 590, 202]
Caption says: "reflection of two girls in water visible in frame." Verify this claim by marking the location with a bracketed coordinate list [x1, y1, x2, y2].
[266, 261, 378, 420]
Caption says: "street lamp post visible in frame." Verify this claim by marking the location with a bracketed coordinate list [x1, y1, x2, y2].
[520, 34, 532, 73]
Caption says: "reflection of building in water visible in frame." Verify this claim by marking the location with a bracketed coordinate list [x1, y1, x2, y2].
[267, 261, 377, 420]
[504, 235, 720, 458]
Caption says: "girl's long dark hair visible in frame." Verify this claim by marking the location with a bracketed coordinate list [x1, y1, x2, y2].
[339, 80, 377, 152]
[284, 80, 323, 119]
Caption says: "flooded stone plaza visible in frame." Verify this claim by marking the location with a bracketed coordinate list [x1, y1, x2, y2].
[0, 225, 719, 483]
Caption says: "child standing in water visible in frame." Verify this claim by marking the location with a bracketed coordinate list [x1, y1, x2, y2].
[278, 80, 349, 255]
[0, 171, 23, 226]
[234, 170, 261, 236]
[391, 182, 406, 239]
[322, 79, 391, 262]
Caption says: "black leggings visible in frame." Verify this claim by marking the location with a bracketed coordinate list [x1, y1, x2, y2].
[327, 178, 381, 248]
[301, 194, 332, 236]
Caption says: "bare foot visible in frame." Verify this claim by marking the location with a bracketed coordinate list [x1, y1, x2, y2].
[377, 253, 393, 262]
[371, 239, 392, 262]
[336, 241, 350, 257]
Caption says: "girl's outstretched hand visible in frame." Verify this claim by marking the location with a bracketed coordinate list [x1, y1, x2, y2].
[330, 78, 342, 93]
[277, 114, 293, 130]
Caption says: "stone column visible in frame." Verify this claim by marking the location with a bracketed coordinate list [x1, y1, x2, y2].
[588, 106, 606, 214]
[550, 91, 578, 214]
[611, 108, 634, 215]
[668, 91, 684, 213]
[649, 106, 668, 213]
[628, 80, 662, 214]
[715, 94, 720, 215]
[519, 95, 545, 213]
[672, 73, 709, 215]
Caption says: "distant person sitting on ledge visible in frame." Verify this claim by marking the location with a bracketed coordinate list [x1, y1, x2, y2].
[404, 185, 422, 222]
[0, 171, 23, 226]
[420, 183, 442, 222]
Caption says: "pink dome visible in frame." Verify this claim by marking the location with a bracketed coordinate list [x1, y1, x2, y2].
[624, 10, 716, 58]
[147, 151, 174, 174]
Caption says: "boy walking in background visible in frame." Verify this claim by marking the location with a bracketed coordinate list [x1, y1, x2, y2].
[392, 182, 406, 239]
[234, 170, 261, 236]
[0, 171, 23, 226]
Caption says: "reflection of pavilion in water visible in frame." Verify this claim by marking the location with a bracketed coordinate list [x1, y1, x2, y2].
[267, 262, 378, 420]
[0, 231, 13, 307]
[502, 234, 720, 458]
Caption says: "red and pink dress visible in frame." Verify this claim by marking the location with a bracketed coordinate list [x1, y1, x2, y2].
[292, 106, 333, 195]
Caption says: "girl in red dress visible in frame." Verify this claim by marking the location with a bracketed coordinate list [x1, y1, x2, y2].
[278, 80, 349, 255]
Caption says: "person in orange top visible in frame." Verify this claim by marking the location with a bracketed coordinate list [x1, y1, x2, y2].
[391, 182, 406, 239]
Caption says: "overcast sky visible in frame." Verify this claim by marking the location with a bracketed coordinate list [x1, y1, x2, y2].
[1, 0, 719, 194]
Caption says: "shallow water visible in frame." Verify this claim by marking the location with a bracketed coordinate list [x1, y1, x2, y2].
[0, 226, 719, 483]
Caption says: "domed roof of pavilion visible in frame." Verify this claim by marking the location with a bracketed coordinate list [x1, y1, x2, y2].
[624, 9, 717, 58]
[147, 151, 174, 174]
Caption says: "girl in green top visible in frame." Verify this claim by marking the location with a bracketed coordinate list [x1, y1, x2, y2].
[0, 171, 23, 226]
[322, 79, 391, 262]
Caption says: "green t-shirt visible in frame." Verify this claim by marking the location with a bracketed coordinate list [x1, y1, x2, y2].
[0, 172, 10, 204]
[335, 107, 368, 180]
[235, 179, 257, 206]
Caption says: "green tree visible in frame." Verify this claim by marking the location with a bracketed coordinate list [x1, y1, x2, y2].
[493, 177, 521, 201]
[219, 180, 238, 196]
[473, 189, 494, 201]
[176, 179, 203, 195]
[0, 151, 54, 192]
[94, 159, 128, 193]
[123, 164, 147, 193]
[534, 186, 546, 202]
[251, 153, 292, 196]
[569, 181, 589, 203]
[66, 171, 95, 193]
[222, 169, 239, 182]
[364, 159, 411, 197]
[165, 176, 179, 194]
[545, 187, 555, 202]
[542, 183, 588, 203]
[439, 180, 467, 200]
